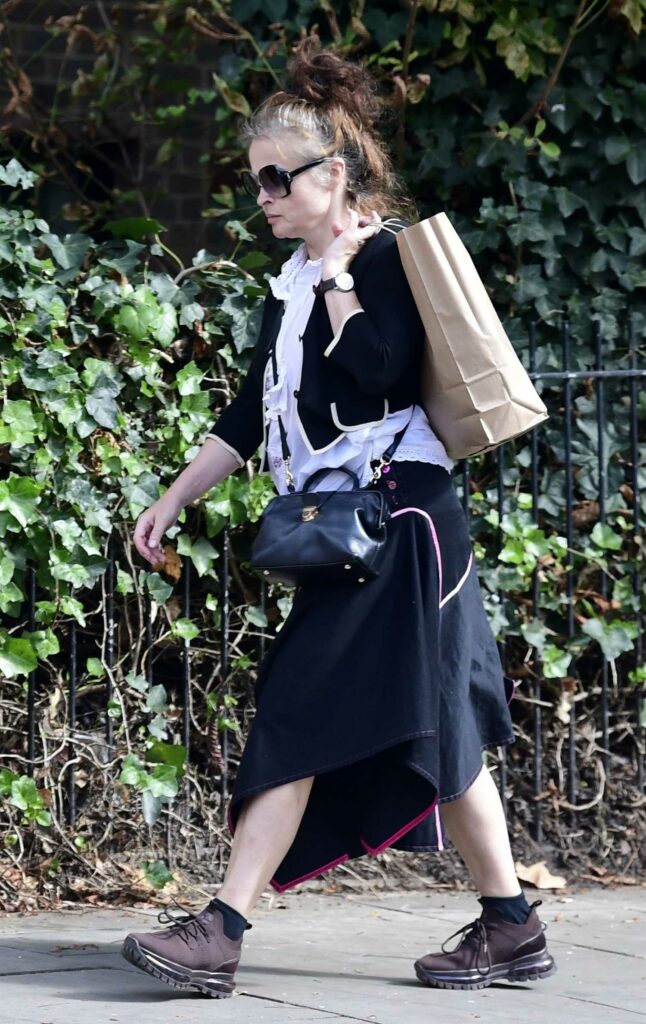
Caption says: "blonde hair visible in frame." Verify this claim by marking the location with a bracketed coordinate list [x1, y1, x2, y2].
[238, 35, 418, 222]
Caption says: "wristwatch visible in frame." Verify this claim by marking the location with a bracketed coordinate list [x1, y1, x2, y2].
[313, 271, 355, 297]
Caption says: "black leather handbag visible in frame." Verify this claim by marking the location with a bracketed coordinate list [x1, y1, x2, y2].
[251, 463, 394, 587]
[250, 330, 411, 588]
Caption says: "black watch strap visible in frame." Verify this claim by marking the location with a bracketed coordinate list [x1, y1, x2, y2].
[313, 277, 338, 297]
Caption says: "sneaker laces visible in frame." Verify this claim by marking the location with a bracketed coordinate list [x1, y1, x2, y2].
[156, 898, 212, 946]
[441, 918, 492, 977]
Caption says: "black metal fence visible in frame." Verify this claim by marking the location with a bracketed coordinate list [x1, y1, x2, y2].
[15, 317, 646, 853]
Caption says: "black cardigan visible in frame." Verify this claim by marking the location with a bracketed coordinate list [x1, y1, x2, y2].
[206, 217, 424, 472]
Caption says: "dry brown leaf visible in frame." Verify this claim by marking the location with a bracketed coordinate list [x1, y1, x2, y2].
[515, 860, 567, 889]
[159, 543, 182, 581]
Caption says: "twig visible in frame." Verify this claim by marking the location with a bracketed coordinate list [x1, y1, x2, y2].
[513, 0, 604, 128]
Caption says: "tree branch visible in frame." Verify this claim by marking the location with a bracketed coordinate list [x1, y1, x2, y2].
[395, 0, 421, 168]
[513, 0, 605, 128]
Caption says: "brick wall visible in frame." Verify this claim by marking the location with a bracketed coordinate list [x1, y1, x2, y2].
[1, 1, 242, 260]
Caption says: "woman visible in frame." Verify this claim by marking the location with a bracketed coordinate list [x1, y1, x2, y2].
[122, 37, 556, 998]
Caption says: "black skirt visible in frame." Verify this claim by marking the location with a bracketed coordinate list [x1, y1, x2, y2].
[227, 460, 515, 891]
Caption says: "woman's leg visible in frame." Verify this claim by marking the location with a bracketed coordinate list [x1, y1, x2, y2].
[414, 764, 557, 989]
[439, 763, 520, 896]
[217, 775, 315, 918]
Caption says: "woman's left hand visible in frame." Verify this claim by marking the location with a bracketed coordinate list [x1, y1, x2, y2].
[321, 209, 382, 273]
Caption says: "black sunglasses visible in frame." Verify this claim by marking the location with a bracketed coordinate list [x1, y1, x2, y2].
[240, 157, 329, 200]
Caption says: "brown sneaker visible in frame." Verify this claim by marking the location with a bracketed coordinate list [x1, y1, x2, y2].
[121, 900, 249, 998]
[414, 900, 556, 990]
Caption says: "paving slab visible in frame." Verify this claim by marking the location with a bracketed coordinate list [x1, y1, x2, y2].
[0, 887, 644, 1024]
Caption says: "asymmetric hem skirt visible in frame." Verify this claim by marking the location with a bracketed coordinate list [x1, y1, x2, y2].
[227, 461, 515, 892]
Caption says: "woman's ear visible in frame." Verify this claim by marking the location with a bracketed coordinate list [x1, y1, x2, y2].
[327, 155, 347, 190]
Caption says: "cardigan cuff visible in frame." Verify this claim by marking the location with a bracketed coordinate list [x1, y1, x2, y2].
[323, 308, 364, 358]
[204, 433, 245, 468]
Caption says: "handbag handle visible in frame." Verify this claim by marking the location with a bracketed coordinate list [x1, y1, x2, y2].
[301, 466, 361, 492]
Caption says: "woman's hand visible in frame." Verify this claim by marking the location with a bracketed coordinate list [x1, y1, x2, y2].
[321, 209, 382, 275]
[133, 493, 182, 567]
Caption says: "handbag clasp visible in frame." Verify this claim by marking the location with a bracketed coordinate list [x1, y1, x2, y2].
[370, 455, 392, 484]
[301, 505, 320, 522]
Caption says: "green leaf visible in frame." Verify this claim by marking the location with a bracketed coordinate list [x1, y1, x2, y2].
[0, 637, 38, 677]
[147, 764, 179, 799]
[52, 518, 83, 550]
[520, 619, 547, 652]
[0, 159, 37, 188]
[176, 361, 204, 396]
[126, 671, 149, 694]
[10, 776, 39, 811]
[119, 753, 148, 788]
[245, 605, 268, 628]
[170, 618, 199, 641]
[604, 135, 632, 165]
[152, 302, 177, 347]
[142, 858, 174, 889]
[626, 142, 646, 185]
[147, 713, 168, 740]
[0, 768, 18, 796]
[542, 644, 572, 679]
[146, 684, 169, 714]
[123, 472, 160, 517]
[176, 535, 218, 576]
[98, 239, 146, 275]
[179, 302, 204, 328]
[145, 572, 173, 603]
[581, 618, 636, 660]
[60, 596, 87, 626]
[146, 741, 187, 779]
[29, 628, 60, 659]
[85, 389, 119, 429]
[0, 555, 15, 587]
[538, 141, 560, 160]
[0, 475, 42, 528]
[590, 522, 623, 550]
[104, 217, 165, 241]
[116, 569, 135, 594]
[40, 232, 92, 271]
[86, 657, 105, 678]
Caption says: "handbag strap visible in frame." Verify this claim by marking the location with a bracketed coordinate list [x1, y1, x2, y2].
[268, 304, 414, 493]
[268, 315, 297, 492]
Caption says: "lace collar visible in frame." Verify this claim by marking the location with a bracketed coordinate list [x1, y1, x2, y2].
[269, 242, 323, 301]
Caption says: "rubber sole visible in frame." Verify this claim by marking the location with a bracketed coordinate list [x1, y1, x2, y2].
[414, 952, 557, 991]
[121, 936, 235, 998]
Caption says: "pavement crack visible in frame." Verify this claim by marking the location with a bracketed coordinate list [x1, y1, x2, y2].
[0, 965, 122, 978]
[241, 991, 386, 1023]
[550, 938, 644, 959]
[565, 995, 646, 1017]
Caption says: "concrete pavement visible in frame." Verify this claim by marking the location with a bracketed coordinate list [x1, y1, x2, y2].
[0, 886, 644, 1024]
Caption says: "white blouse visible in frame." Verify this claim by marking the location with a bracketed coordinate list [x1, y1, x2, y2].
[262, 242, 454, 495]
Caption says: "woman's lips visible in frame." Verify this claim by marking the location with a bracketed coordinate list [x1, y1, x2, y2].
[266, 215, 280, 221]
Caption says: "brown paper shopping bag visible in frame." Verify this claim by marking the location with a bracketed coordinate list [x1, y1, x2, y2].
[388, 213, 548, 460]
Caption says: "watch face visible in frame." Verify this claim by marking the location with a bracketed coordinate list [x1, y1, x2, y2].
[336, 272, 354, 291]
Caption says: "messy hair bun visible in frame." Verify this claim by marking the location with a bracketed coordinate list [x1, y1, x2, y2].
[238, 34, 418, 221]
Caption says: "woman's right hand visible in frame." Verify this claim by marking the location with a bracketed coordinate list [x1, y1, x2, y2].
[133, 494, 182, 567]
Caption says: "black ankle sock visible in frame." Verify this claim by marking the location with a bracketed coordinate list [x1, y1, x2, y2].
[208, 897, 249, 940]
[479, 891, 532, 925]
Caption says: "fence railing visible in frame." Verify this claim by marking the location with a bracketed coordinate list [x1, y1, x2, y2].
[14, 318, 646, 855]
[455, 318, 644, 841]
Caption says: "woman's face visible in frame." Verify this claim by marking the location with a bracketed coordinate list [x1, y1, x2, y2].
[248, 136, 345, 240]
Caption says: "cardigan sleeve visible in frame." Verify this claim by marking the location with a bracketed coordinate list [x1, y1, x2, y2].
[322, 232, 425, 396]
[203, 294, 277, 465]
[204, 363, 264, 466]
